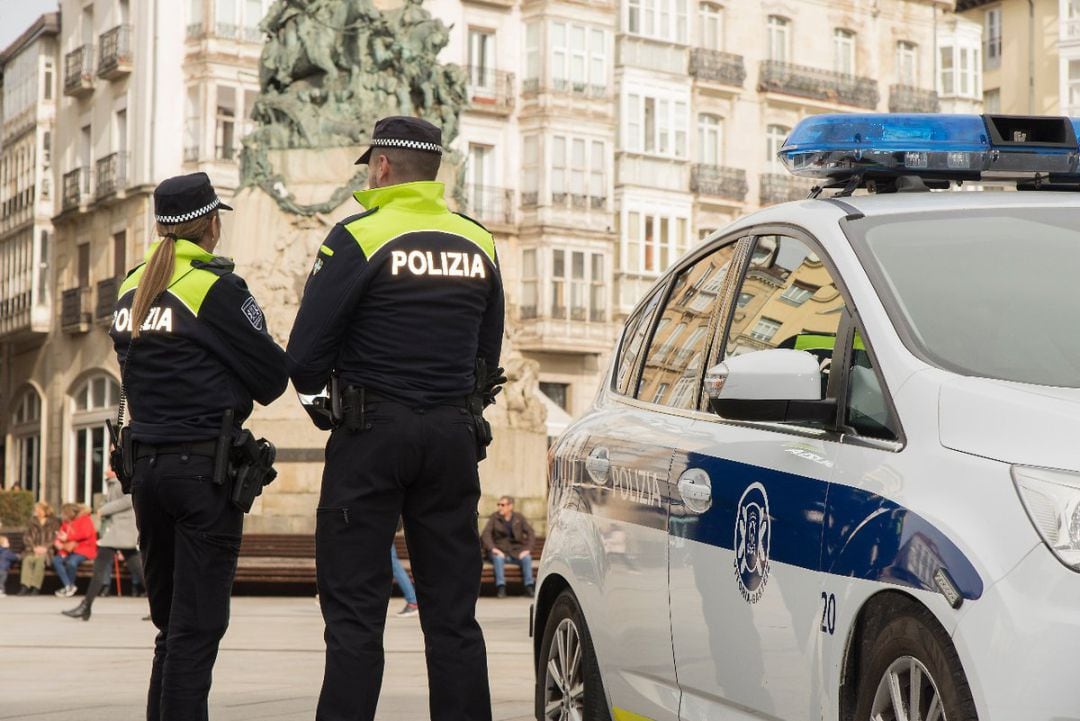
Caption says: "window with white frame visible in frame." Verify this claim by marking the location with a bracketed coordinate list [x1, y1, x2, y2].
[939, 44, 980, 98]
[780, 282, 815, 306]
[212, 0, 267, 40]
[699, 2, 723, 50]
[1069, 60, 1080, 114]
[184, 87, 200, 161]
[767, 16, 789, 63]
[69, 375, 120, 505]
[626, 0, 687, 42]
[550, 135, 607, 208]
[215, 86, 236, 160]
[468, 29, 496, 92]
[521, 248, 538, 319]
[985, 7, 1002, 67]
[984, 87, 1001, 114]
[897, 41, 917, 86]
[522, 135, 539, 205]
[765, 124, 789, 169]
[551, 21, 607, 92]
[622, 210, 689, 274]
[834, 29, 855, 76]
[11, 387, 42, 498]
[524, 22, 540, 89]
[697, 114, 722, 166]
[548, 248, 607, 321]
[625, 91, 688, 157]
[750, 317, 782, 342]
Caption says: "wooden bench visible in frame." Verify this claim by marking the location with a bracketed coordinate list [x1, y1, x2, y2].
[233, 532, 544, 593]
[1, 530, 99, 594]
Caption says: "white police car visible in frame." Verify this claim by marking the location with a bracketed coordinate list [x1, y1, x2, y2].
[533, 114, 1080, 721]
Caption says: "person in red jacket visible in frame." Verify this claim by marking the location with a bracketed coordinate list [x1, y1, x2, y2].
[52, 503, 97, 598]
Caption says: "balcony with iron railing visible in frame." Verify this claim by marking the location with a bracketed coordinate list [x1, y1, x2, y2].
[95, 152, 128, 199]
[689, 49, 746, 88]
[463, 185, 515, 227]
[64, 45, 95, 97]
[95, 277, 122, 323]
[516, 303, 615, 353]
[463, 0, 515, 8]
[62, 168, 91, 212]
[691, 165, 748, 203]
[888, 85, 941, 113]
[759, 172, 809, 206]
[98, 25, 133, 79]
[186, 21, 262, 43]
[466, 67, 515, 114]
[61, 286, 92, 333]
[521, 76, 609, 100]
[758, 60, 879, 109]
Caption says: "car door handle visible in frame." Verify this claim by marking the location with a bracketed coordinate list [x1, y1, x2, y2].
[585, 447, 610, 484]
[678, 468, 712, 514]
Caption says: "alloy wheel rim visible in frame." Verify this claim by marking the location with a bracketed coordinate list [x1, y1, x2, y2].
[544, 617, 586, 721]
[870, 655, 946, 721]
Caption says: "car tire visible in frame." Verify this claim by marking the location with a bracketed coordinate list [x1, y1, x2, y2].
[852, 603, 977, 721]
[535, 589, 611, 721]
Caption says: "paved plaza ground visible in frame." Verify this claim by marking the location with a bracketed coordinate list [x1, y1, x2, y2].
[0, 594, 536, 720]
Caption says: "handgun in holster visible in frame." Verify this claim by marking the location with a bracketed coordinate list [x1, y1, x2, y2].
[470, 358, 495, 461]
[228, 430, 278, 514]
[106, 420, 136, 494]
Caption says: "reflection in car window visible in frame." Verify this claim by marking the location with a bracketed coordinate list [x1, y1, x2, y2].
[725, 235, 846, 397]
[615, 285, 665, 396]
[637, 243, 736, 409]
[846, 332, 897, 441]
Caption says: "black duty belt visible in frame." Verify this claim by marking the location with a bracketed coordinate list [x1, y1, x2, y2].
[359, 389, 469, 409]
[135, 439, 219, 460]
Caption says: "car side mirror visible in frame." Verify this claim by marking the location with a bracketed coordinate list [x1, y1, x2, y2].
[704, 349, 838, 425]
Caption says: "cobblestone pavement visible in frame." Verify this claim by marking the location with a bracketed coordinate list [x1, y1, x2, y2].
[0, 594, 535, 720]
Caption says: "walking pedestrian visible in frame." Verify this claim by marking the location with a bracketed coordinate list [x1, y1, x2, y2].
[110, 172, 288, 721]
[62, 472, 146, 620]
[288, 116, 505, 721]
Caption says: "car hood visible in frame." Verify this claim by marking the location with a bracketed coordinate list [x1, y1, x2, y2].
[939, 377, 1080, 472]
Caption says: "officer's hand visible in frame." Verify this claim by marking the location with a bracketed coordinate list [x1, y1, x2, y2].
[487, 366, 508, 388]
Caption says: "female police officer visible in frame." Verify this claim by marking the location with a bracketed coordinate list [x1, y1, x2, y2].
[110, 172, 288, 721]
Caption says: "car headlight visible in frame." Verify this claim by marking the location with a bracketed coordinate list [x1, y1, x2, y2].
[1012, 465, 1080, 571]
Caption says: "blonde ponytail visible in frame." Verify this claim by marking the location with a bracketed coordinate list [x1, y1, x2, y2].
[130, 211, 217, 338]
[130, 236, 175, 339]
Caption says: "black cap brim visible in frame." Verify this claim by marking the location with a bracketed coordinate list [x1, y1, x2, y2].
[355, 146, 373, 165]
[218, 201, 233, 211]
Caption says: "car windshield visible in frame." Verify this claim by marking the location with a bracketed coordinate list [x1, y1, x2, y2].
[851, 207, 1080, 388]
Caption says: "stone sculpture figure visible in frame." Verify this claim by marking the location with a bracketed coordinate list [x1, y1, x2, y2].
[241, 0, 468, 216]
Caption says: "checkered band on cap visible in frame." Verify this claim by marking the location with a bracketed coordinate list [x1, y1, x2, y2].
[369, 137, 443, 154]
[156, 197, 221, 224]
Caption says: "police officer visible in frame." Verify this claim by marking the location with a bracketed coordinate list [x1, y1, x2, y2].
[288, 117, 504, 721]
[110, 173, 288, 721]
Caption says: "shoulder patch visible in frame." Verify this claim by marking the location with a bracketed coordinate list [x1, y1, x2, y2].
[453, 211, 490, 233]
[241, 296, 265, 330]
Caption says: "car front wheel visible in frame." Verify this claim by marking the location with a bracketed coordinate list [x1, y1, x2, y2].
[536, 589, 611, 721]
[853, 604, 977, 721]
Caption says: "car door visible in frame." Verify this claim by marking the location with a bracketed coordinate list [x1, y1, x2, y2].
[669, 230, 849, 721]
[565, 237, 742, 721]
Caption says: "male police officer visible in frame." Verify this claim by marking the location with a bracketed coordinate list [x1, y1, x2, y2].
[287, 117, 504, 721]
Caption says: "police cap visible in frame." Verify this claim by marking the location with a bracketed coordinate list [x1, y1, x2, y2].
[154, 172, 233, 225]
[355, 116, 444, 165]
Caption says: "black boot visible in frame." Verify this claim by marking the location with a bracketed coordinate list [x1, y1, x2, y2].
[17, 585, 29, 596]
[62, 599, 92, 621]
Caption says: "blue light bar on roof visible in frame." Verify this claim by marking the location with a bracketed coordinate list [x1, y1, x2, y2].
[779, 114, 1080, 180]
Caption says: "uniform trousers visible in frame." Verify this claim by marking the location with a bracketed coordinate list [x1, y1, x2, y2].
[132, 450, 243, 721]
[316, 401, 492, 721]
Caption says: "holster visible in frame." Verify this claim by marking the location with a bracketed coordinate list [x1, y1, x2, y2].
[228, 430, 278, 513]
[341, 385, 365, 432]
[107, 420, 135, 494]
[470, 358, 494, 461]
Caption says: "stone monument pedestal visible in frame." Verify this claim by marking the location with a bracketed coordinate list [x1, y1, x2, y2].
[220, 148, 549, 535]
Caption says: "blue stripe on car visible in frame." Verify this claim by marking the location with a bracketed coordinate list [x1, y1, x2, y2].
[668, 454, 983, 600]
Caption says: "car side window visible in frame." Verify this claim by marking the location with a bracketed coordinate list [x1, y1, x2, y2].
[614, 285, 665, 396]
[724, 234, 846, 405]
[636, 243, 737, 409]
[845, 332, 899, 441]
